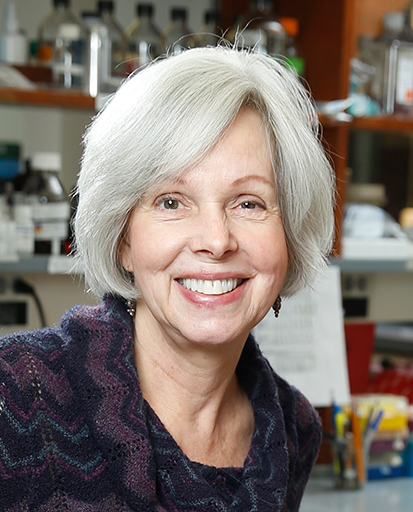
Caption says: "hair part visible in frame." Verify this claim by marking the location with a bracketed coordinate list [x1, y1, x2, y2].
[74, 46, 335, 299]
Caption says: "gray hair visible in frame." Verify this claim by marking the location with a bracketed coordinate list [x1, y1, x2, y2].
[74, 46, 335, 299]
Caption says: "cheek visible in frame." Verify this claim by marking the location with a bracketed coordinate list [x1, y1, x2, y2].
[129, 222, 184, 274]
[249, 226, 288, 277]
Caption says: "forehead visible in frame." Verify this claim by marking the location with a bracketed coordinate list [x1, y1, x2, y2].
[143, 106, 275, 195]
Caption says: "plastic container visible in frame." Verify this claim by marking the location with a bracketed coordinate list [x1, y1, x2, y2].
[124, 3, 163, 72]
[240, 0, 286, 56]
[37, 0, 86, 89]
[0, 195, 16, 260]
[23, 152, 70, 256]
[163, 7, 194, 55]
[194, 10, 221, 48]
[0, 2, 27, 64]
[97, 0, 127, 79]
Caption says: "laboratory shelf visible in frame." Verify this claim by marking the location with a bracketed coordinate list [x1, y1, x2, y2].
[1, 255, 410, 275]
[0, 87, 95, 110]
[351, 115, 413, 134]
[0, 255, 77, 274]
[319, 113, 413, 134]
[330, 257, 411, 273]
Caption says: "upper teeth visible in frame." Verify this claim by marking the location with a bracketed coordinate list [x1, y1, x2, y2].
[178, 278, 242, 295]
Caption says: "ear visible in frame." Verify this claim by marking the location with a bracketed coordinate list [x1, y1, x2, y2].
[119, 235, 132, 273]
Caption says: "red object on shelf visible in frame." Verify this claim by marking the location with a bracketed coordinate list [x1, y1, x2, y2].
[366, 365, 413, 403]
[344, 323, 375, 394]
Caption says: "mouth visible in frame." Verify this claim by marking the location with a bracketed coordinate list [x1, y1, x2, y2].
[177, 278, 245, 296]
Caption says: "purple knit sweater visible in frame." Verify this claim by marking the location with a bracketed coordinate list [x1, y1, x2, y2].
[0, 295, 321, 511]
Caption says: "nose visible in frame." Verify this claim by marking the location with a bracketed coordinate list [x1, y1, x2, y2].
[189, 204, 238, 259]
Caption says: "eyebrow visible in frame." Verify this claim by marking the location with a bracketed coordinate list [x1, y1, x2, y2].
[172, 174, 274, 188]
[231, 174, 274, 187]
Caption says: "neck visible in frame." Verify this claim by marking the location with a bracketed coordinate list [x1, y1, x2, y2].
[133, 304, 254, 466]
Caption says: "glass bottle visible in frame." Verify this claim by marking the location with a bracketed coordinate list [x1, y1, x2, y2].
[366, 10, 413, 115]
[82, 11, 110, 97]
[124, 3, 163, 73]
[163, 8, 194, 55]
[37, 0, 86, 89]
[240, 0, 286, 56]
[194, 10, 221, 48]
[23, 152, 70, 256]
[97, 0, 128, 78]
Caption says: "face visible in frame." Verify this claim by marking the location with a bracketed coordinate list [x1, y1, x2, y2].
[121, 107, 288, 349]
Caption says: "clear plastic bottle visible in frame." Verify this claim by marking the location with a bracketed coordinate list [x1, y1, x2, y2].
[97, 0, 127, 78]
[124, 3, 163, 73]
[194, 10, 221, 48]
[23, 152, 70, 256]
[0, 1, 28, 64]
[163, 8, 194, 55]
[37, 0, 86, 89]
[240, 0, 286, 56]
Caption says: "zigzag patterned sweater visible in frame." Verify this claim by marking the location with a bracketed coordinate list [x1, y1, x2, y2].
[0, 295, 321, 511]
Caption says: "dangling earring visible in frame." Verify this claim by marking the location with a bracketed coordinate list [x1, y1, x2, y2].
[126, 298, 136, 318]
[124, 266, 136, 317]
[272, 295, 282, 318]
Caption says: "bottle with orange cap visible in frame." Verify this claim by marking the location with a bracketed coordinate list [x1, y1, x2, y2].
[280, 17, 305, 76]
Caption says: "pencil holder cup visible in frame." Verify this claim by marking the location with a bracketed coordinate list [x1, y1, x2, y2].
[330, 431, 365, 490]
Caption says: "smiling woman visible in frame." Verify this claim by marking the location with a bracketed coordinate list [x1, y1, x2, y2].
[0, 47, 335, 512]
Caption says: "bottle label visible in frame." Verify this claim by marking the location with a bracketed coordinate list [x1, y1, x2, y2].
[31, 202, 70, 221]
[34, 220, 68, 241]
[15, 225, 35, 254]
[396, 52, 413, 106]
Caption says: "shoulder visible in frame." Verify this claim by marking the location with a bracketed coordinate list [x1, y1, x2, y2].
[0, 325, 74, 432]
[271, 370, 322, 510]
[242, 335, 322, 447]
[274, 371, 322, 442]
[0, 326, 68, 399]
[242, 337, 321, 510]
[0, 327, 72, 504]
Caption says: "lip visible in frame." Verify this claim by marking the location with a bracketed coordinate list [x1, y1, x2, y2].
[175, 271, 250, 281]
[175, 278, 248, 307]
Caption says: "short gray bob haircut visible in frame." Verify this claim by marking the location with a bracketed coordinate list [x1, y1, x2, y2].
[74, 45, 335, 300]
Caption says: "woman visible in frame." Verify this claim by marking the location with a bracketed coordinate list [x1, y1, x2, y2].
[0, 47, 334, 511]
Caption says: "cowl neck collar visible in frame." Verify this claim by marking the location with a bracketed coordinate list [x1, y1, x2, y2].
[62, 295, 289, 511]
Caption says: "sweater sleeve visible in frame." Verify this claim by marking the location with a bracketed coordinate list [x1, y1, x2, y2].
[0, 328, 90, 510]
[275, 376, 322, 512]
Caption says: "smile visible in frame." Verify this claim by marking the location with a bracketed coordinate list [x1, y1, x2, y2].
[177, 278, 244, 295]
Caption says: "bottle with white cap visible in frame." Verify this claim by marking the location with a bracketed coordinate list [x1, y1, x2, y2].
[23, 152, 70, 256]
[37, 0, 86, 89]
[0, 1, 28, 64]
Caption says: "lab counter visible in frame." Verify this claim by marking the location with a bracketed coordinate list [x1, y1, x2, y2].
[301, 474, 413, 512]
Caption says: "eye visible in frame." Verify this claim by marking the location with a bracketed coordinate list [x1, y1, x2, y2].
[241, 201, 257, 209]
[162, 198, 180, 210]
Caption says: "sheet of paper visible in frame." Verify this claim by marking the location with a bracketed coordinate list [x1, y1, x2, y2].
[0, 64, 37, 89]
[253, 265, 350, 407]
